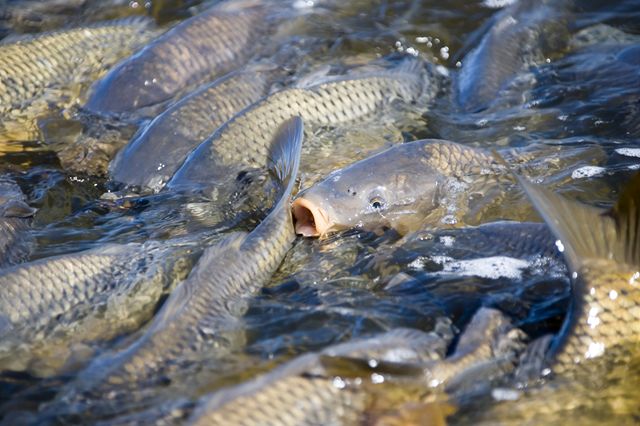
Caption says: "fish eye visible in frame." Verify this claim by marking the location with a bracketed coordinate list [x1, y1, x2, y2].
[369, 196, 386, 210]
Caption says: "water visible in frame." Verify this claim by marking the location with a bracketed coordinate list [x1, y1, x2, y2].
[1, 0, 640, 423]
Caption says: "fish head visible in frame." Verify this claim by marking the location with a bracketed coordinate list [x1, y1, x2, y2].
[292, 143, 443, 237]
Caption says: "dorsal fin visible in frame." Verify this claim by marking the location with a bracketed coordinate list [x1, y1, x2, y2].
[267, 116, 303, 200]
[517, 176, 638, 272]
[608, 173, 640, 266]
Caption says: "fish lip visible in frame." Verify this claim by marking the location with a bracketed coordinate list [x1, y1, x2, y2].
[291, 197, 332, 238]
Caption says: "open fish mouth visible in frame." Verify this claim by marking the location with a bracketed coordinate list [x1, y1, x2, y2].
[291, 197, 332, 237]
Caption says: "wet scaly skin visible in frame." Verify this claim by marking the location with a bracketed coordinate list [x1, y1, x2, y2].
[453, 175, 640, 425]
[44, 117, 304, 420]
[454, 0, 571, 113]
[108, 66, 278, 192]
[84, 1, 269, 117]
[291, 139, 509, 237]
[167, 58, 436, 190]
[0, 17, 155, 116]
[0, 239, 197, 377]
[188, 308, 525, 426]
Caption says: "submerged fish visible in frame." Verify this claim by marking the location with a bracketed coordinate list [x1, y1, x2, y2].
[0, 239, 197, 377]
[63, 117, 303, 410]
[455, 0, 570, 112]
[188, 308, 524, 425]
[108, 65, 278, 192]
[167, 58, 435, 190]
[291, 139, 507, 237]
[0, 176, 35, 269]
[84, 1, 270, 116]
[0, 17, 155, 115]
[518, 174, 640, 377]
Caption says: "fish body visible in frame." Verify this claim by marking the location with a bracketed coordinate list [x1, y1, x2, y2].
[69, 118, 303, 403]
[188, 308, 523, 425]
[167, 58, 434, 190]
[0, 240, 196, 376]
[291, 139, 505, 237]
[0, 17, 155, 115]
[0, 176, 35, 269]
[454, 174, 640, 425]
[109, 66, 276, 192]
[518, 175, 640, 377]
[84, 1, 269, 116]
[455, 0, 570, 112]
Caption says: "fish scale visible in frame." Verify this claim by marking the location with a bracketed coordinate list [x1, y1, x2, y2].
[109, 67, 277, 191]
[168, 61, 431, 189]
[0, 240, 196, 376]
[188, 308, 522, 425]
[85, 3, 268, 115]
[55, 118, 303, 414]
[552, 260, 640, 376]
[0, 17, 155, 114]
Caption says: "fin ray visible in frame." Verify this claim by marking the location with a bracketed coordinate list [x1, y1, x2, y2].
[518, 178, 618, 271]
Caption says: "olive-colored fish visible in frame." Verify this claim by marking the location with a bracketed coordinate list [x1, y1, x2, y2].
[0, 176, 35, 269]
[69, 118, 303, 404]
[291, 139, 506, 237]
[0, 239, 197, 376]
[84, 1, 269, 116]
[518, 174, 640, 377]
[0, 17, 155, 115]
[453, 174, 640, 425]
[455, 0, 570, 112]
[167, 58, 435, 190]
[188, 308, 524, 425]
[109, 66, 278, 193]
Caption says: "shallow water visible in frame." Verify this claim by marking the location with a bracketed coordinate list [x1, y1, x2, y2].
[1, 0, 640, 424]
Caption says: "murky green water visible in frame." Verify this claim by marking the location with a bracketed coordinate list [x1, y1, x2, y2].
[1, 0, 640, 424]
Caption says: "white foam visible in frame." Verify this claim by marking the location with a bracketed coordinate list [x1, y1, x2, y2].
[571, 166, 606, 179]
[616, 148, 640, 158]
[439, 236, 455, 247]
[482, 0, 517, 8]
[435, 256, 530, 280]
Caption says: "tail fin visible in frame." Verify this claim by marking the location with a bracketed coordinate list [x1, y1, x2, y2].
[518, 174, 640, 272]
[267, 116, 304, 201]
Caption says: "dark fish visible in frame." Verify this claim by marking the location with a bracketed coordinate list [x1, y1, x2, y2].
[109, 66, 277, 192]
[84, 1, 269, 116]
[291, 139, 506, 237]
[187, 308, 524, 425]
[455, 0, 571, 112]
[0, 176, 35, 269]
[0, 239, 197, 376]
[0, 17, 155, 115]
[167, 58, 435, 190]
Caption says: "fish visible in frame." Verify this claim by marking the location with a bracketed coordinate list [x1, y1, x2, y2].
[108, 65, 278, 193]
[59, 117, 303, 411]
[0, 239, 197, 377]
[450, 173, 640, 426]
[0, 176, 35, 269]
[187, 308, 524, 425]
[517, 173, 640, 377]
[291, 139, 507, 238]
[0, 16, 155, 116]
[83, 0, 270, 117]
[167, 58, 435, 190]
[454, 0, 571, 112]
